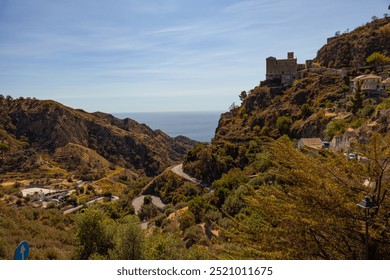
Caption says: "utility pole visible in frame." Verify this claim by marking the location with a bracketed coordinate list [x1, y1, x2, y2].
[357, 196, 378, 259]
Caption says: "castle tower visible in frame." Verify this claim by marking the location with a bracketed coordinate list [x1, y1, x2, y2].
[287, 52, 294, 60]
[266, 56, 277, 80]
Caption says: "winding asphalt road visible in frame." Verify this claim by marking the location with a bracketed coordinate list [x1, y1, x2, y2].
[63, 195, 119, 215]
[131, 195, 166, 214]
[171, 163, 201, 185]
[65, 164, 201, 216]
[130, 163, 202, 228]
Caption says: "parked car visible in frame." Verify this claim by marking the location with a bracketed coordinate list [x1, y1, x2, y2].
[348, 153, 358, 160]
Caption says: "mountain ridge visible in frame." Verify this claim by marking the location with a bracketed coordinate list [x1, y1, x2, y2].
[0, 97, 197, 177]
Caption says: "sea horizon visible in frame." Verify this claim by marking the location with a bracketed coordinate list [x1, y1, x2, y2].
[113, 111, 223, 142]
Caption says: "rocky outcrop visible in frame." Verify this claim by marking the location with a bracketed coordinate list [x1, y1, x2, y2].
[316, 17, 390, 68]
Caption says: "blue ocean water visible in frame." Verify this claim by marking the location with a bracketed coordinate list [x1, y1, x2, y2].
[113, 111, 222, 142]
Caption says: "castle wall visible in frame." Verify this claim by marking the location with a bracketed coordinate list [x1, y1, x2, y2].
[266, 58, 297, 79]
[266, 52, 298, 86]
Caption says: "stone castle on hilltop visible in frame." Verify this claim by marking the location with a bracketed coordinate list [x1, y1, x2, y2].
[264, 51, 390, 95]
[265, 52, 311, 87]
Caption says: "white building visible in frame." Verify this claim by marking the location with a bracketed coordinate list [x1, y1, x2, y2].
[329, 128, 356, 152]
[351, 74, 382, 92]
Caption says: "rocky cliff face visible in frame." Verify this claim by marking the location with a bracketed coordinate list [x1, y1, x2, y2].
[0, 98, 197, 176]
[213, 73, 350, 143]
[316, 17, 390, 68]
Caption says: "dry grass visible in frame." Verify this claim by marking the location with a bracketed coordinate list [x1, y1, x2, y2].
[379, 22, 390, 35]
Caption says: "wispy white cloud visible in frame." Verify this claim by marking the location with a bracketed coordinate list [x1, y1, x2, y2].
[222, 0, 285, 14]
[149, 24, 199, 35]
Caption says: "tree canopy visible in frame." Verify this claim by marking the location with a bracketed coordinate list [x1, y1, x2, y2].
[223, 135, 390, 259]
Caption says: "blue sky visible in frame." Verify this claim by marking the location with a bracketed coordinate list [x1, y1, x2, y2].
[0, 0, 388, 112]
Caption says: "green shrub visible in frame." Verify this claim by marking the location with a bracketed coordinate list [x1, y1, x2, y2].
[163, 204, 175, 216]
[175, 202, 188, 210]
[325, 119, 349, 139]
[358, 105, 375, 118]
[276, 116, 292, 134]
[222, 192, 245, 216]
[378, 97, 390, 110]
[261, 125, 270, 135]
[183, 225, 208, 248]
[366, 52, 390, 65]
[112, 218, 144, 260]
[152, 214, 167, 227]
[138, 203, 159, 221]
[179, 210, 196, 232]
[75, 209, 114, 259]
[300, 103, 314, 118]
[350, 118, 365, 128]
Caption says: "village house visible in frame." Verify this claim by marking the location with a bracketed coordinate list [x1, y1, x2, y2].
[329, 128, 356, 152]
[351, 74, 382, 92]
[21, 186, 69, 203]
